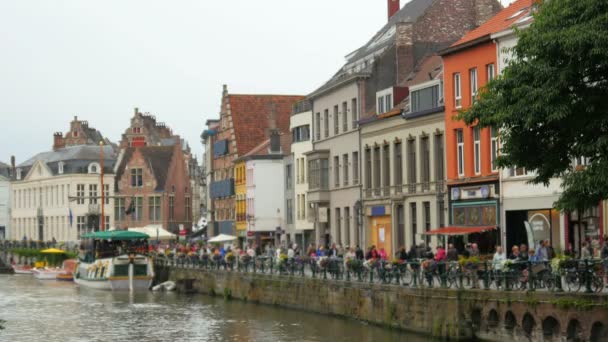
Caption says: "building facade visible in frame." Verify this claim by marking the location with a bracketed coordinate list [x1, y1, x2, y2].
[361, 60, 447, 256]
[11, 117, 117, 242]
[441, 0, 532, 252]
[207, 85, 303, 238]
[0, 162, 11, 240]
[114, 144, 192, 235]
[290, 100, 314, 247]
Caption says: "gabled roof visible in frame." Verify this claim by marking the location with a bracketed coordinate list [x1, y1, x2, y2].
[444, 0, 534, 53]
[237, 133, 292, 161]
[228, 95, 304, 156]
[115, 146, 175, 191]
[310, 0, 436, 97]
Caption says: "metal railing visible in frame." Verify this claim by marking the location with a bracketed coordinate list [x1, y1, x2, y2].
[152, 254, 608, 294]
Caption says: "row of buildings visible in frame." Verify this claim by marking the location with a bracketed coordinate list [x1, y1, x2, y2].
[1, 109, 202, 242]
[202, 0, 607, 255]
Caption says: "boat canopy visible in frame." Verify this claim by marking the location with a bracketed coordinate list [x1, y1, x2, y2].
[40, 248, 66, 254]
[81, 230, 150, 241]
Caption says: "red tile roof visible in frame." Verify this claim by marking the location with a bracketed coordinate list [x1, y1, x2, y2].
[240, 133, 292, 159]
[450, 0, 534, 49]
[228, 95, 304, 156]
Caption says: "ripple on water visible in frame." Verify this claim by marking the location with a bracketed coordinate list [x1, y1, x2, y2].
[0, 275, 425, 342]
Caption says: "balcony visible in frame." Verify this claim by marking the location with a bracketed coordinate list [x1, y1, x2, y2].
[210, 179, 235, 199]
[363, 181, 447, 200]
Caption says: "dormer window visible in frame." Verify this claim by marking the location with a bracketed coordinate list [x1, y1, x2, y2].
[376, 88, 394, 115]
[88, 162, 100, 174]
[410, 80, 441, 113]
[16, 168, 22, 180]
[58, 162, 65, 174]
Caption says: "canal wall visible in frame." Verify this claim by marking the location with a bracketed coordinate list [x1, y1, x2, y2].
[157, 265, 608, 341]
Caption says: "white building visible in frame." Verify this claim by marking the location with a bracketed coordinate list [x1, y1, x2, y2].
[10, 145, 117, 242]
[493, 20, 567, 251]
[290, 100, 314, 247]
[0, 162, 11, 240]
[240, 132, 288, 246]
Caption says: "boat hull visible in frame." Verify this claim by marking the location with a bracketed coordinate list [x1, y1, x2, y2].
[13, 266, 33, 275]
[32, 269, 63, 280]
[73, 254, 154, 291]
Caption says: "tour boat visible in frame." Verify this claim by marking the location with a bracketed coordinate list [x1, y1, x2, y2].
[73, 230, 154, 292]
[56, 259, 77, 281]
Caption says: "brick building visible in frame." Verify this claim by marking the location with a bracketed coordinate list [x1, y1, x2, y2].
[207, 85, 303, 237]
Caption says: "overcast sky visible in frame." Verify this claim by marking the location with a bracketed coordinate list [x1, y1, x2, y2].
[0, 0, 514, 164]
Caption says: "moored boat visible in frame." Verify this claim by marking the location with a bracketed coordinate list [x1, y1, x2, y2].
[12, 265, 33, 275]
[32, 268, 64, 280]
[56, 259, 77, 281]
[73, 230, 154, 292]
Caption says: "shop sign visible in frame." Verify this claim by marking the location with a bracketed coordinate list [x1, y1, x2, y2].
[318, 207, 328, 223]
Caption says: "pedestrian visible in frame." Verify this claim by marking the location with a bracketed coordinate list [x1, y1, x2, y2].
[355, 245, 364, 260]
[545, 239, 555, 260]
[397, 246, 408, 262]
[538, 240, 548, 261]
[447, 243, 459, 262]
[601, 237, 608, 286]
[509, 245, 520, 260]
[581, 241, 592, 259]
[519, 244, 529, 261]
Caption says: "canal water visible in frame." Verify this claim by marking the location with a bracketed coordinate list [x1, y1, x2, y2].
[0, 275, 425, 341]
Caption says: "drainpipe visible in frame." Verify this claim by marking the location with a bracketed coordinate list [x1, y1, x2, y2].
[357, 79, 364, 248]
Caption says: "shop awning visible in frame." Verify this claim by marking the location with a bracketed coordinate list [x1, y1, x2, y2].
[424, 226, 497, 236]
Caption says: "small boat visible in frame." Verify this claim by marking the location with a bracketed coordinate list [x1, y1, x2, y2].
[56, 259, 77, 281]
[32, 268, 64, 280]
[151, 281, 176, 292]
[73, 230, 154, 292]
[12, 265, 33, 275]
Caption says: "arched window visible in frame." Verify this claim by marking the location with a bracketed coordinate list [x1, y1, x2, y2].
[88, 162, 100, 174]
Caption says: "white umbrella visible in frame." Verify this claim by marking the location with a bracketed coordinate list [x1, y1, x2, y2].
[208, 234, 237, 243]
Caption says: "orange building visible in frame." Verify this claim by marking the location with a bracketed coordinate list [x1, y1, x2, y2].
[440, 0, 534, 251]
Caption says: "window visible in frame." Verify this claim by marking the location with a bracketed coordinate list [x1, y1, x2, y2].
[473, 126, 481, 174]
[377, 97, 384, 114]
[410, 203, 417, 246]
[491, 127, 498, 172]
[133, 197, 143, 221]
[382, 144, 390, 191]
[77, 216, 86, 238]
[58, 162, 64, 174]
[104, 216, 110, 231]
[89, 184, 98, 204]
[104, 184, 109, 205]
[148, 196, 161, 221]
[407, 139, 417, 185]
[365, 148, 372, 189]
[169, 195, 175, 221]
[394, 142, 403, 187]
[133, 127, 141, 134]
[385, 94, 392, 112]
[130, 168, 143, 187]
[286, 199, 293, 224]
[352, 98, 358, 129]
[334, 156, 340, 187]
[342, 102, 348, 132]
[423, 202, 431, 243]
[185, 196, 191, 221]
[315, 113, 321, 141]
[324, 109, 329, 138]
[456, 129, 464, 177]
[487, 63, 495, 82]
[292, 125, 310, 143]
[343, 154, 349, 186]
[308, 158, 329, 190]
[115, 198, 125, 221]
[352, 152, 359, 185]
[286, 164, 293, 189]
[334, 105, 339, 135]
[438, 200, 445, 228]
[373, 147, 381, 190]
[510, 167, 528, 177]
[88, 163, 99, 174]
[454, 73, 462, 108]
[435, 134, 445, 181]
[320, 159, 329, 189]
[470, 68, 478, 103]
[411, 84, 440, 112]
[421, 137, 430, 189]
[335, 208, 341, 244]
[344, 207, 350, 245]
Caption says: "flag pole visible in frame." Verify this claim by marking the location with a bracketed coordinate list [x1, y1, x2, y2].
[100, 140, 105, 232]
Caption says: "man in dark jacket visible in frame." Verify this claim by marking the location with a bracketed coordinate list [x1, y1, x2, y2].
[447, 243, 459, 261]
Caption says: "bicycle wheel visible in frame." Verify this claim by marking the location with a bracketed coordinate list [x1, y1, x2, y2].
[565, 273, 581, 292]
[592, 275, 604, 293]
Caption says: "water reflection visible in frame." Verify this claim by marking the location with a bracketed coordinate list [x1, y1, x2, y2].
[0, 275, 425, 341]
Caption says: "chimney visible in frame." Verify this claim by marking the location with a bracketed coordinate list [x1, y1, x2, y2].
[10, 155, 15, 178]
[53, 132, 65, 151]
[388, 0, 400, 20]
[222, 84, 228, 97]
[269, 131, 281, 154]
[134, 107, 139, 116]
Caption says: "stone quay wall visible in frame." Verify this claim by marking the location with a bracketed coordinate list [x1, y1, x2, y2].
[158, 265, 608, 341]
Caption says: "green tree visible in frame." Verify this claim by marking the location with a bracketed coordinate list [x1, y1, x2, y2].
[459, 0, 608, 211]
